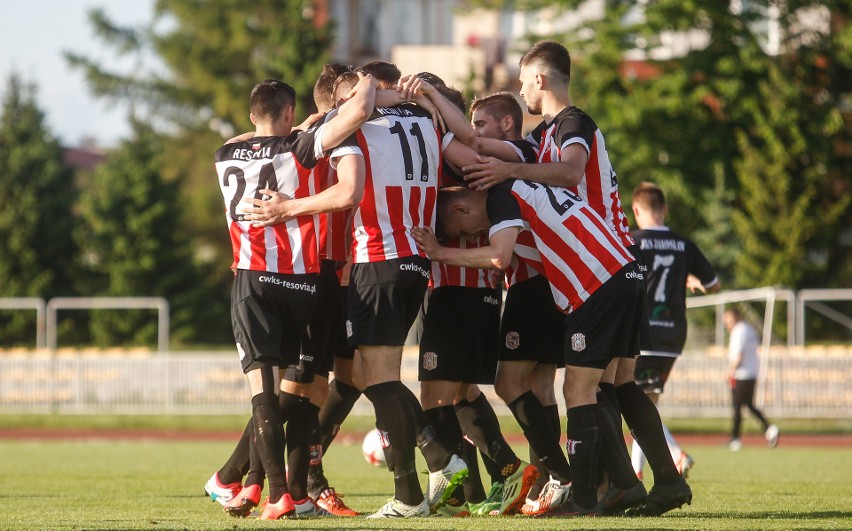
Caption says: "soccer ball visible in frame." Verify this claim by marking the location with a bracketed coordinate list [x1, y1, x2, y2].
[361, 429, 387, 466]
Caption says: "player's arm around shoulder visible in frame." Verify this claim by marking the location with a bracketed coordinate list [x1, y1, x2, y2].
[320, 73, 377, 152]
[411, 225, 518, 271]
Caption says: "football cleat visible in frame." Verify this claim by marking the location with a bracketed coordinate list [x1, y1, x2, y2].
[314, 487, 358, 516]
[425, 454, 469, 512]
[203, 472, 241, 506]
[630, 476, 692, 517]
[435, 502, 470, 517]
[729, 439, 743, 451]
[293, 497, 330, 517]
[675, 452, 695, 479]
[599, 481, 647, 516]
[258, 493, 296, 520]
[468, 482, 503, 516]
[223, 484, 262, 518]
[521, 477, 572, 516]
[498, 461, 539, 516]
[366, 497, 430, 518]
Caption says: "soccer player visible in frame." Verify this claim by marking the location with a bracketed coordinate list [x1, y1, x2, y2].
[630, 182, 720, 479]
[205, 63, 363, 518]
[469, 91, 569, 514]
[412, 180, 643, 516]
[414, 82, 536, 517]
[211, 75, 375, 520]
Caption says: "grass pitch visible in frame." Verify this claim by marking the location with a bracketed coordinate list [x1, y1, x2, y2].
[0, 437, 850, 530]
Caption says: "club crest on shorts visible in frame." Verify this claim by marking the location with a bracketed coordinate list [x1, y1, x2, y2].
[505, 331, 520, 350]
[571, 333, 586, 352]
[345, 320, 353, 338]
[423, 351, 438, 370]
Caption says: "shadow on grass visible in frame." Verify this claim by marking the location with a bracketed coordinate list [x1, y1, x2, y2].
[687, 510, 852, 520]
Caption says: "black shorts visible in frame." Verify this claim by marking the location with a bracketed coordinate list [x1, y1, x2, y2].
[499, 275, 565, 365]
[634, 355, 678, 394]
[231, 269, 319, 374]
[311, 261, 343, 381]
[563, 262, 645, 369]
[419, 286, 501, 384]
[627, 244, 655, 352]
[347, 256, 430, 347]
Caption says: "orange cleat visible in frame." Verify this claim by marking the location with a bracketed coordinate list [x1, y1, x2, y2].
[315, 488, 358, 516]
[259, 493, 295, 520]
[223, 484, 262, 518]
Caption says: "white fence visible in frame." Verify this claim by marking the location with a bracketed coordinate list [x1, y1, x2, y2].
[0, 347, 849, 418]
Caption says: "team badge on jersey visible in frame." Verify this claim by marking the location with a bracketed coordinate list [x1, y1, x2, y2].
[505, 331, 520, 350]
[423, 352, 438, 371]
[571, 333, 586, 352]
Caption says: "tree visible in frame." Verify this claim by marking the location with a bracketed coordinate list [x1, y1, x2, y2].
[74, 120, 229, 347]
[66, 0, 333, 323]
[509, 0, 851, 289]
[0, 75, 79, 345]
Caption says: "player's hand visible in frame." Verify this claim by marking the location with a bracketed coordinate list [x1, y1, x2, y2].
[462, 155, 513, 190]
[396, 75, 422, 101]
[686, 274, 706, 294]
[343, 72, 377, 102]
[411, 226, 442, 260]
[240, 188, 293, 226]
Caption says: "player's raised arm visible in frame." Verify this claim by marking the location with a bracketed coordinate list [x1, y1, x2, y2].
[319, 72, 377, 152]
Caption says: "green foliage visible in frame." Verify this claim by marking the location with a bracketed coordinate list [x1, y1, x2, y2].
[0, 76, 79, 345]
[66, 0, 334, 321]
[74, 121, 228, 347]
[523, 0, 851, 290]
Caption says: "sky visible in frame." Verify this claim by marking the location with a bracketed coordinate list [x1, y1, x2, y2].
[0, 0, 155, 147]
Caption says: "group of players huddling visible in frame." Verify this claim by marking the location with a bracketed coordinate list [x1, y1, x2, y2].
[204, 39, 715, 520]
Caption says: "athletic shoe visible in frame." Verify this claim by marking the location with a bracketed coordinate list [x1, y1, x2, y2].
[498, 461, 539, 516]
[599, 481, 647, 516]
[435, 502, 470, 517]
[531, 499, 601, 518]
[365, 497, 430, 518]
[765, 425, 780, 448]
[675, 452, 696, 479]
[425, 454, 469, 512]
[293, 497, 330, 517]
[223, 484, 262, 518]
[728, 438, 742, 451]
[468, 482, 503, 516]
[634, 477, 692, 516]
[203, 472, 241, 506]
[259, 493, 296, 520]
[314, 487, 358, 516]
[521, 477, 572, 516]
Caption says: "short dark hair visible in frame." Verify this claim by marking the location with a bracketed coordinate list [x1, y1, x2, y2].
[314, 63, 353, 113]
[470, 92, 523, 137]
[361, 61, 401, 86]
[250, 79, 296, 122]
[519, 40, 571, 85]
[416, 71, 447, 88]
[435, 186, 474, 238]
[632, 182, 666, 213]
[332, 71, 360, 107]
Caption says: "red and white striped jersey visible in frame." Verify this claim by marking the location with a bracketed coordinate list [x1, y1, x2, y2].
[431, 236, 500, 289]
[504, 230, 543, 288]
[526, 107, 635, 248]
[215, 123, 347, 274]
[351, 104, 444, 263]
[487, 180, 635, 313]
[313, 157, 354, 262]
